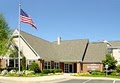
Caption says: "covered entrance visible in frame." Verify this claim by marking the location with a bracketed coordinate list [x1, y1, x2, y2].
[64, 63, 74, 73]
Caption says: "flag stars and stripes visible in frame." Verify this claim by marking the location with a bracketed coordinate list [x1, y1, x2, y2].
[20, 9, 37, 29]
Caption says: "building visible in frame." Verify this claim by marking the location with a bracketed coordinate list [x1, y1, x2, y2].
[107, 41, 120, 65]
[0, 29, 120, 73]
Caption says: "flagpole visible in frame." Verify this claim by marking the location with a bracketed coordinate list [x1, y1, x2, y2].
[18, 0, 21, 75]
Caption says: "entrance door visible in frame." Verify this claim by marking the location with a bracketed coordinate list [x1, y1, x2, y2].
[69, 64, 73, 73]
[64, 64, 73, 73]
[64, 64, 69, 73]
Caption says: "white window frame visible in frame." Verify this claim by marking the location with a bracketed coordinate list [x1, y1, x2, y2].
[14, 59, 18, 67]
[54, 62, 59, 69]
[5, 58, 18, 67]
[44, 61, 51, 69]
[64, 63, 74, 73]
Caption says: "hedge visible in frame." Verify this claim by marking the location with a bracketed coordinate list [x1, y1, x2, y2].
[42, 69, 62, 74]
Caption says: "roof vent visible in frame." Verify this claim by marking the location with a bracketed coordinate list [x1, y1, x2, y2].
[57, 36, 61, 45]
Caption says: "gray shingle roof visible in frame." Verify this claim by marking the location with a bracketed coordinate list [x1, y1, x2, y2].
[52, 39, 89, 62]
[83, 42, 107, 62]
[109, 41, 120, 48]
[20, 31, 89, 62]
[20, 31, 56, 61]
[19, 30, 109, 63]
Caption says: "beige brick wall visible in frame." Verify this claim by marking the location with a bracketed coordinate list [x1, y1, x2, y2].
[0, 59, 6, 68]
[82, 63, 103, 73]
[77, 62, 81, 73]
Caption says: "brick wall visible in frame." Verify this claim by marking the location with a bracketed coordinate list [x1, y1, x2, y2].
[82, 63, 103, 73]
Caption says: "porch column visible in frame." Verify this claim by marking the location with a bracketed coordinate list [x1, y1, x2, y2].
[77, 62, 81, 73]
[100, 64, 103, 72]
[39, 59, 44, 71]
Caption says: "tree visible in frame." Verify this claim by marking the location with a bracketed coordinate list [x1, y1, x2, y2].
[22, 56, 26, 70]
[102, 54, 117, 70]
[0, 13, 11, 56]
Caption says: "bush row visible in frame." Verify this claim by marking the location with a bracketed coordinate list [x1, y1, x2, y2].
[88, 70, 117, 76]
[1, 69, 35, 76]
[42, 69, 62, 74]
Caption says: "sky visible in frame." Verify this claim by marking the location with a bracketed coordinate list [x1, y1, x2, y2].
[0, 0, 120, 42]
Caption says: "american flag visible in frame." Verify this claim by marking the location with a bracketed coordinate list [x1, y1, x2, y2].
[20, 9, 37, 29]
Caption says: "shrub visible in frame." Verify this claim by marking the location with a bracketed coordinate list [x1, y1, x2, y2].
[42, 69, 62, 74]
[50, 69, 54, 73]
[91, 70, 104, 75]
[116, 65, 120, 73]
[9, 70, 16, 74]
[1, 70, 8, 76]
[25, 70, 35, 75]
[29, 62, 40, 73]
[22, 56, 26, 70]
[42, 69, 51, 74]
[54, 69, 62, 73]
[110, 71, 116, 76]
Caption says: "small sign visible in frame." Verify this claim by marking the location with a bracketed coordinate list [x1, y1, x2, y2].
[105, 65, 108, 69]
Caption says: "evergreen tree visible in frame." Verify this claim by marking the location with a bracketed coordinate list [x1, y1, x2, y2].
[22, 56, 26, 70]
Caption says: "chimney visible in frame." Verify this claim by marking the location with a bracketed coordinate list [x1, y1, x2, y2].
[57, 36, 61, 45]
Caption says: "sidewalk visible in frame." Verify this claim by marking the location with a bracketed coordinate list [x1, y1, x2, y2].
[0, 74, 68, 83]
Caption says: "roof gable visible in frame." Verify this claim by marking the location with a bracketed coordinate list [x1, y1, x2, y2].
[20, 31, 56, 60]
[52, 39, 89, 62]
[83, 42, 107, 62]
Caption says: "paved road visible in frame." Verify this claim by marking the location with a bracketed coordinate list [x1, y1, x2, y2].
[1, 79, 120, 83]
[1, 74, 120, 83]
[57, 79, 120, 83]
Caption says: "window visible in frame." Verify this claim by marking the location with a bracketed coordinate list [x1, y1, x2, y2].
[64, 64, 69, 73]
[9, 59, 14, 67]
[15, 59, 18, 67]
[44, 61, 51, 69]
[6, 59, 8, 67]
[107, 48, 112, 54]
[54, 62, 59, 69]
[117, 58, 120, 62]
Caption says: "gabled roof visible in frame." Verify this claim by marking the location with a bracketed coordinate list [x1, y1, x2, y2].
[20, 30, 89, 62]
[52, 39, 89, 62]
[20, 31, 56, 61]
[13, 30, 108, 63]
[83, 42, 107, 63]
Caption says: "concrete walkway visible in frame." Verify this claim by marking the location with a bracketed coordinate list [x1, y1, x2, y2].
[0, 73, 120, 83]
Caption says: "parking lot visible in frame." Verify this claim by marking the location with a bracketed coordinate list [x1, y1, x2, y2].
[1, 74, 120, 83]
[57, 79, 120, 83]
